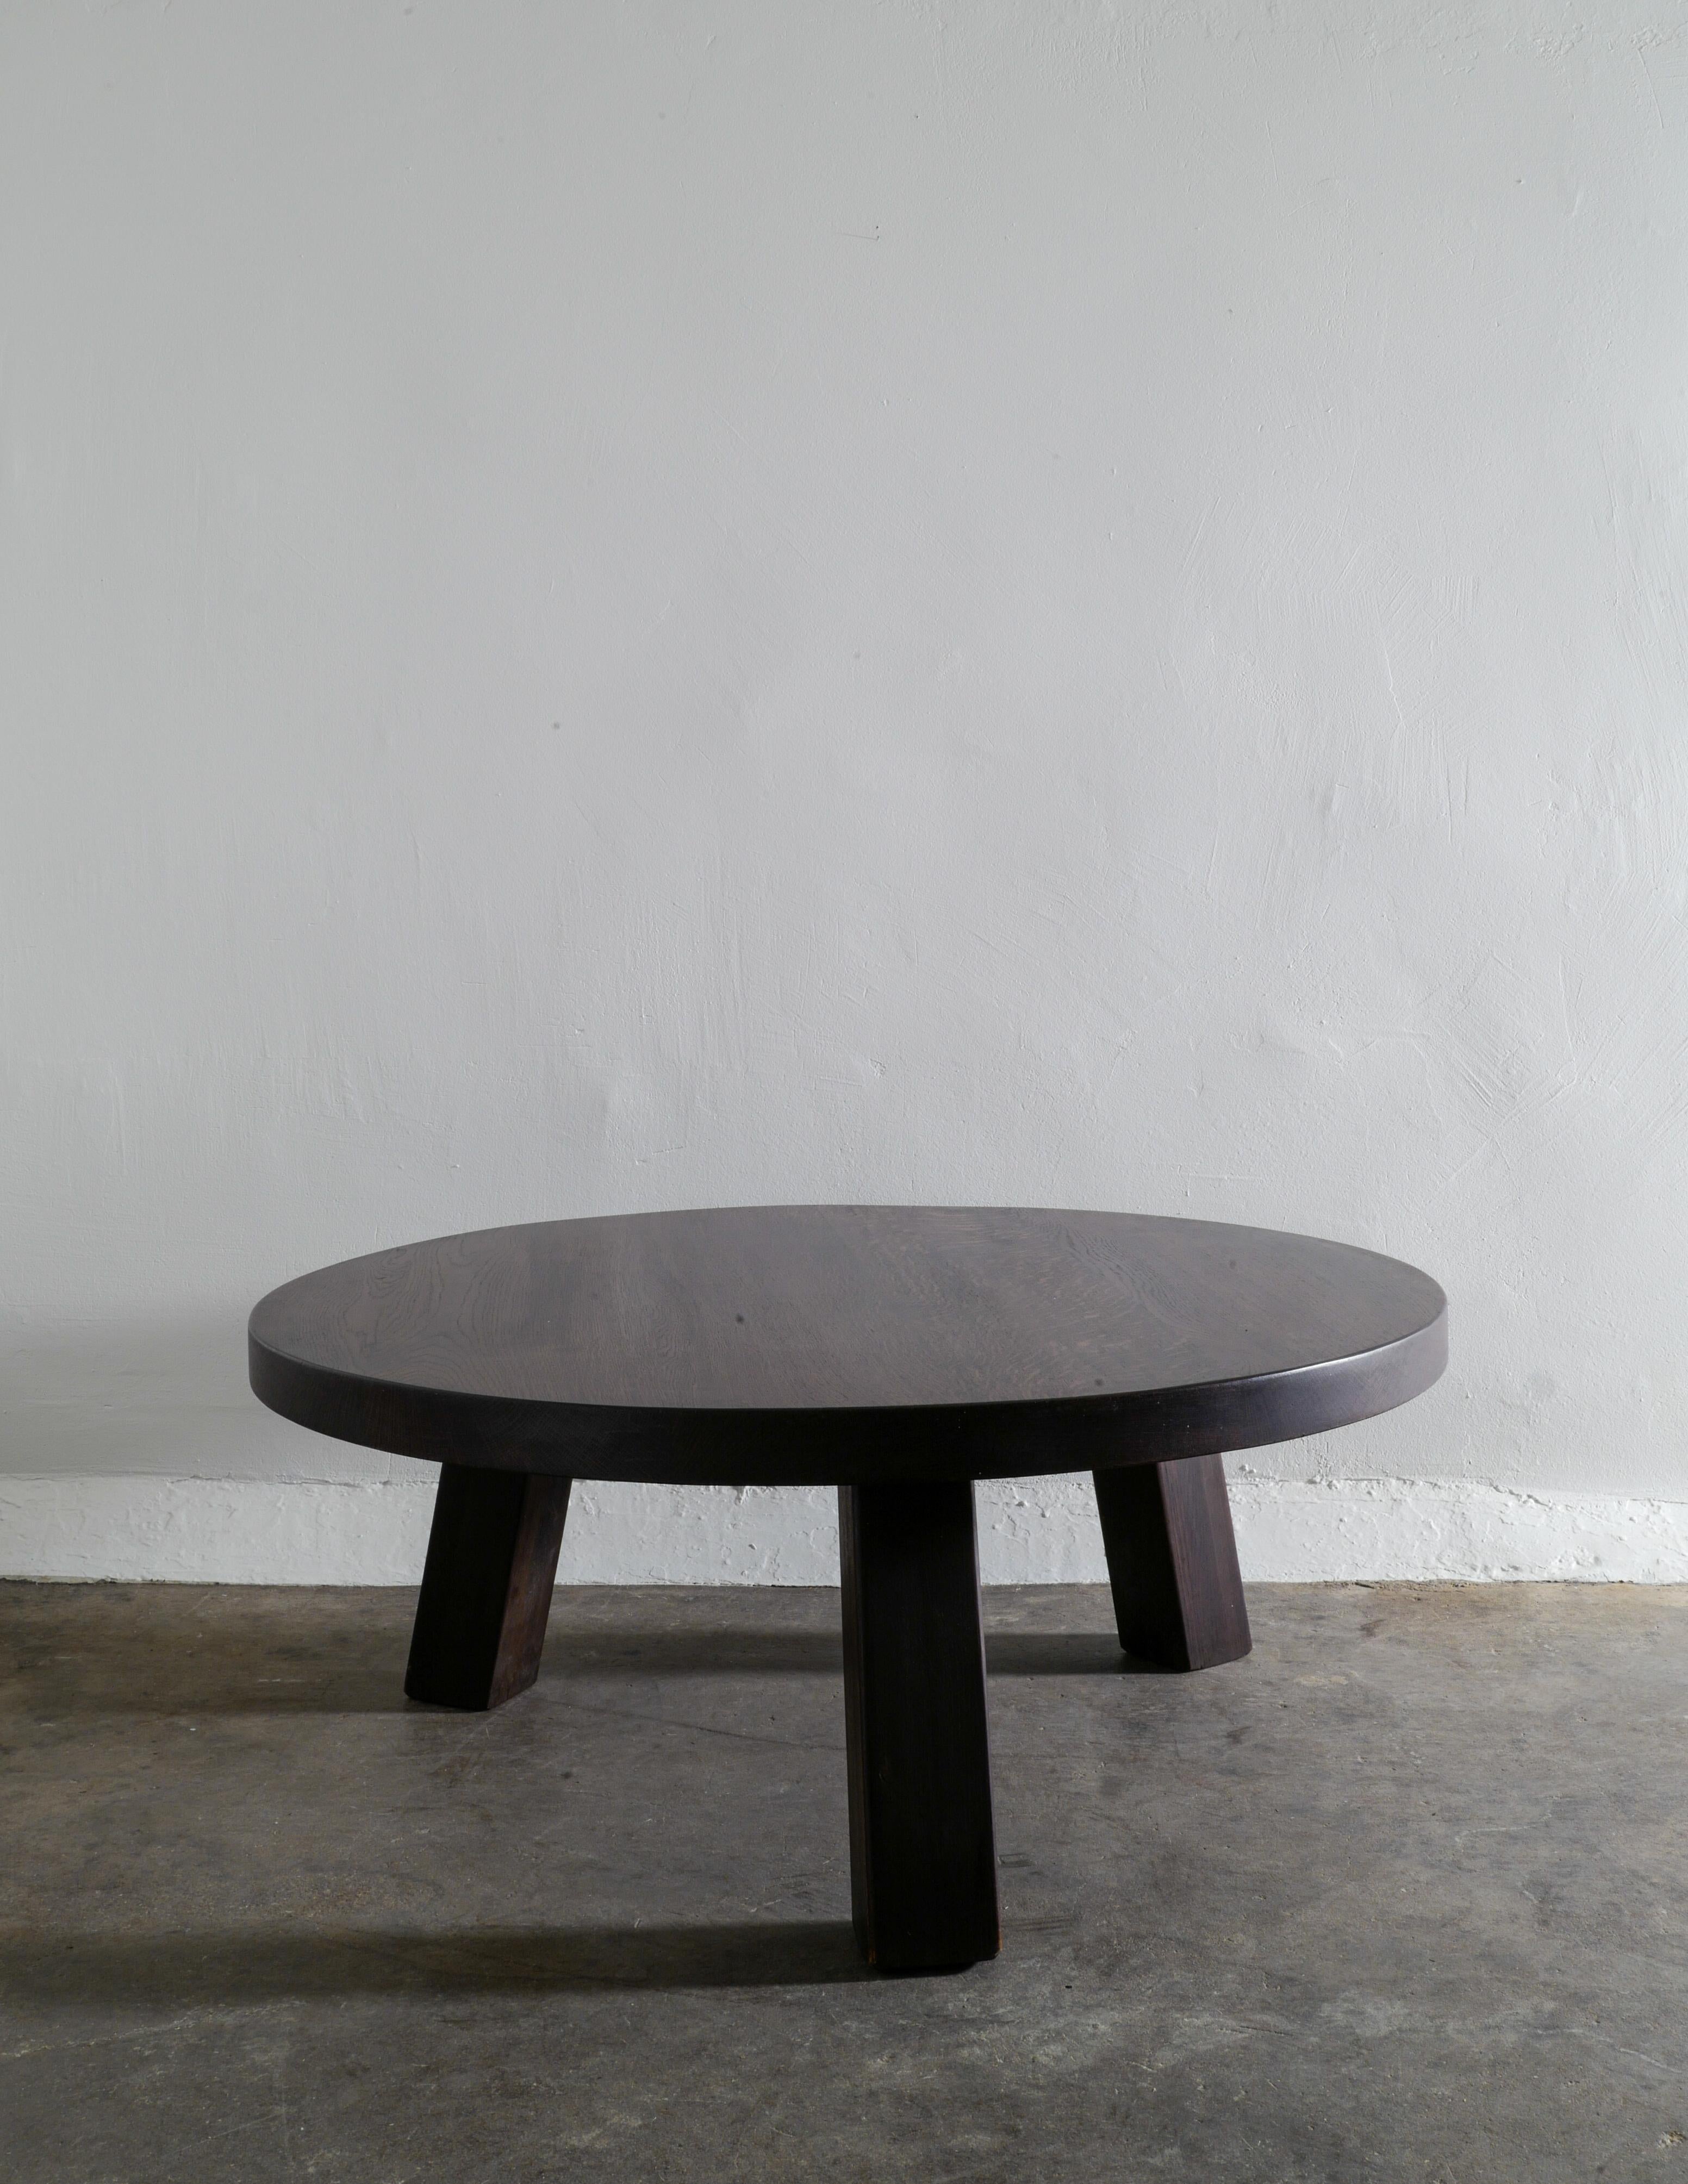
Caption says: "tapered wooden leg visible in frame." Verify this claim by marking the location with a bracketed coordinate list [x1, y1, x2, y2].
[404, 1464, 572, 1710]
[838, 1479, 1000, 1972]
[1093, 1453, 1251, 1671]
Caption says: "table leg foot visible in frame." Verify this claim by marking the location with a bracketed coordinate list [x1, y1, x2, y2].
[404, 1465, 572, 1709]
[1093, 1453, 1251, 1671]
[838, 1479, 1000, 1972]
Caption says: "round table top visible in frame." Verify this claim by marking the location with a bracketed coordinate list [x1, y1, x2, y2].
[249, 1206, 1446, 1486]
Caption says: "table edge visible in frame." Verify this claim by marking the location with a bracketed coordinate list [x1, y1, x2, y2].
[247, 1299, 1448, 1487]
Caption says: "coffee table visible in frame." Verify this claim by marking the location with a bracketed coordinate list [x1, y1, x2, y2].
[248, 1205, 1446, 1971]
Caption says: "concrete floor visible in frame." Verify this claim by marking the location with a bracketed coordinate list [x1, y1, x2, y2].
[3, 1581, 1686, 2182]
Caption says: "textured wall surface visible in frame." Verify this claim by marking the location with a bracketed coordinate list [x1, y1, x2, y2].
[3, 2, 1686, 1580]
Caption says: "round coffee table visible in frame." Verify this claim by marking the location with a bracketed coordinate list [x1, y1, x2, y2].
[249, 1205, 1446, 1971]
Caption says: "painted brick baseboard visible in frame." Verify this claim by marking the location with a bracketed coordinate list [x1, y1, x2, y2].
[3, 1470, 1687, 1586]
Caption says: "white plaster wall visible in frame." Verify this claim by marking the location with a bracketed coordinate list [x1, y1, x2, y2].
[3, 1, 1687, 1582]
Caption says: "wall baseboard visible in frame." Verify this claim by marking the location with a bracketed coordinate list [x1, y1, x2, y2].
[3, 1469, 1687, 1586]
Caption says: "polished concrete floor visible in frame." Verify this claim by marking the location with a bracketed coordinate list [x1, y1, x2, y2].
[4, 1578, 1686, 2181]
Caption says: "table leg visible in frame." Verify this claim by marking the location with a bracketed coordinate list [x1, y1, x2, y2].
[404, 1464, 572, 1710]
[1093, 1453, 1252, 1671]
[837, 1479, 1000, 1972]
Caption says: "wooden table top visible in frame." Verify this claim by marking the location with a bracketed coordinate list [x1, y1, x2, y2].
[248, 1205, 1447, 1486]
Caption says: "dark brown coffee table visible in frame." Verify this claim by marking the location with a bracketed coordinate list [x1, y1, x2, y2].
[248, 1205, 1446, 1971]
